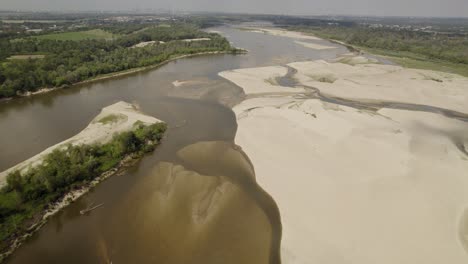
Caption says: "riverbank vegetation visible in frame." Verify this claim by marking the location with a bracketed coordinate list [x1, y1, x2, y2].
[32, 29, 118, 41]
[0, 23, 239, 98]
[0, 122, 166, 256]
[288, 25, 468, 76]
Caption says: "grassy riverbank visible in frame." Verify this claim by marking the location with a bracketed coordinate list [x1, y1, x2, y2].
[289, 26, 468, 77]
[0, 122, 166, 261]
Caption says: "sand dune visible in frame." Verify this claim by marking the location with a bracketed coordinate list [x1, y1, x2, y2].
[220, 57, 468, 264]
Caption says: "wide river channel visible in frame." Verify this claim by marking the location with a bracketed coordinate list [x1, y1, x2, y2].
[0, 25, 347, 264]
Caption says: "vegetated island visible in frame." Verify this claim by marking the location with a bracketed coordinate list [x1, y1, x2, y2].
[0, 101, 166, 262]
[0, 22, 245, 100]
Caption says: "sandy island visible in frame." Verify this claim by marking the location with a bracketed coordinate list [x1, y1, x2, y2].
[220, 56, 468, 264]
[240, 27, 322, 41]
[294, 40, 337, 50]
[0, 101, 163, 187]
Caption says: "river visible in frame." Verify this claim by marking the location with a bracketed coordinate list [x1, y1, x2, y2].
[1, 25, 348, 264]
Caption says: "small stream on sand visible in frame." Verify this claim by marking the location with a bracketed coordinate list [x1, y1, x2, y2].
[274, 65, 468, 156]
[277, 66, 468, 123]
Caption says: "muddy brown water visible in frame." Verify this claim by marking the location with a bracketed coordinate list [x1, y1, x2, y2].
[1, 26, 348, 264]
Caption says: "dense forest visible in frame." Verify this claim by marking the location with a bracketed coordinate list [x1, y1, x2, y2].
[0, 23, 238, 98]
[291, 25, 468, 66]
[0, 122, 167, 255]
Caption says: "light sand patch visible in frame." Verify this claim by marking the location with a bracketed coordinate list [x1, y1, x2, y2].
[172, 79, 210, 87]
[131, 41, 158, 48]
[0, 101, 163, 187]
[241, 27, 322, 41]
[219, 60, 468, 263]
[290, 59, 468, 113]
[233, 96, 468, 264]
[295, 40, 337, 50]
[131, 41, 166, 48]
[219, 66, 305, 95]
[181, 38, 211, 42]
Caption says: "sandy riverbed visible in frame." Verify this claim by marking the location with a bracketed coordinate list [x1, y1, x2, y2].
[294, 40, 337, 50]
[0, 101, 163, 187]
[220, 57, 468, 264]
[290, 59, 468, 113]
[240, 27, 322, 41]
[219, 66, 305, 95]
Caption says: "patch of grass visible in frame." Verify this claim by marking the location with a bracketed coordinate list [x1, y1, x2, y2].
[307, 74, 337, 83]
[265, 77, 279, 86]
[340, 46, 468, 77]
[33, 29, 118, 41]
[98, 114, 126, 124]
[319, 43, 468, 77]
[383, 55, 468, 77]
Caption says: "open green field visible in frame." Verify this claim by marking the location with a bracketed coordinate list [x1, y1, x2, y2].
[1, 20, 64, 24]
[33, 29, 118, 41]
[355, 47, 468, 77]
[7, 54, 46, 60]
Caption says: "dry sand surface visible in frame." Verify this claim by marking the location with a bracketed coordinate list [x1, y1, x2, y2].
[290, 59, 468, 113]
[241, 27, 322, 41]
[219, 66, 305, 95]
[172, 79, 210, 87]
[294, 40, 337, 50]
[220, 57, 468, 263]
[0, 101, 163, 187]
[131, 40, 167, 48]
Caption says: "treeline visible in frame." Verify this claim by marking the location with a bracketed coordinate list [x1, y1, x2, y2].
[0, 24, 236, 98]
[293, 26, 468, 65]
[0, 122, 166, 252]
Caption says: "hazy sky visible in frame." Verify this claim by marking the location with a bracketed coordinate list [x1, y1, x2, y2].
[1, 0, 468, 17]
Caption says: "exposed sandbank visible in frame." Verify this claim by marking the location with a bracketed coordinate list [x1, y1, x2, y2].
[294, 40, 337, 50]
[0, 101, 162, 187]
[289, 59, 468, 113]
[219, 66, 305, 95]
[220, 57, 468, 264]
[240, 27, 322, 41]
